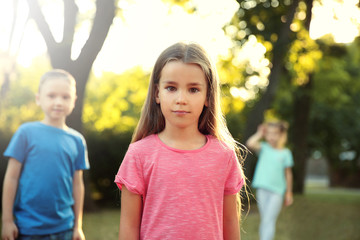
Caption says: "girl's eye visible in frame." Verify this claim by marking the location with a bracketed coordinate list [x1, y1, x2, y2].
[165, 86, 176, 92]
[48, 94, 56, 98]
[189, 88, 199, 93]
[63, 95, 70, 100]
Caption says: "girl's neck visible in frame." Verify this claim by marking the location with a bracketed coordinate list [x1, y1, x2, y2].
[158, 126, 206, 150]
[269, 142, 284, 150]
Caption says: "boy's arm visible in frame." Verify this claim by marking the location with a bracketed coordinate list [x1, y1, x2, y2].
[223, 194, 241, 240]
[2, 158, 22, 240]
[72, 170, 85, 240]
[284, 167, 294, 206]
[119, 185, 142, 240]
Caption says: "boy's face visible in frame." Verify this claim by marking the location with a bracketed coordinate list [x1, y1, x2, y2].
[36, 78, 77, 125]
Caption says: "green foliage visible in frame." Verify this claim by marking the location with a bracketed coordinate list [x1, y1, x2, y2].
[308, 38, 360, 187]
[83, 67, 149, 134]
[0, 56, 50, 133]
[286, 29, 322, 85]
[85, 130, 132, 205]
[227, 0, 295, 46]
[81, 67, 150, 202]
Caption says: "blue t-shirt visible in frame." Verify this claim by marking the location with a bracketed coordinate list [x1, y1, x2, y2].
[252, 142, 293, 195]
[3, 121, 90, 235]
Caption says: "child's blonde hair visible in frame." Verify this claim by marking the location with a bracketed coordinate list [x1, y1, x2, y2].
[38, 69, 76, 93]
[266, 121, 289, 148]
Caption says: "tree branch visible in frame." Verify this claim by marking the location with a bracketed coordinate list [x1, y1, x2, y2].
[27, 0, 57, 49]
[76, 0, 116, 66]
[62, 0, 77, 46]
[7, 0, 19, 51]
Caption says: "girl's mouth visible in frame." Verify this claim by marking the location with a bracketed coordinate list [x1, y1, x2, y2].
[173, 110, 189, 114]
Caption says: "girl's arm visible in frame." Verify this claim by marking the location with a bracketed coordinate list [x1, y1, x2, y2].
[223, 194, 241, 240]
[73, 170, 85, 240]
[284, 167, 294, 206]
[245, 124, 265, 153]
[2, 158, 21, 240]
[119, 185, 142, 240]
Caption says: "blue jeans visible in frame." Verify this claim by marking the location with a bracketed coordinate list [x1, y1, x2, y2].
[257, 188, 283, 240]
[17, 229, 73, 240]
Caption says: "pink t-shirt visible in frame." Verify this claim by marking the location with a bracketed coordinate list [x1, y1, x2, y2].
[115, 134, 244, 240]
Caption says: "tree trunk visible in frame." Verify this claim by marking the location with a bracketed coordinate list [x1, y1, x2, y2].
[291, 0, 314, 194]
[243, 0, 299, 179]
[292, 76, 312, 193]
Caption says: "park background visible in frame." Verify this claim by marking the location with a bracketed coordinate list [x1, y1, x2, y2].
[0, 0, 359, 239]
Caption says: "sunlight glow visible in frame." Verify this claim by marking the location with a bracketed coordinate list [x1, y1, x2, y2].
[0, 0, 359, 74]
[310, 0, 360, 43]
[93, 0, 239, 76]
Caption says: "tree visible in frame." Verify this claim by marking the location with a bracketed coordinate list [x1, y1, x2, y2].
[287, 0, 316, 193]
[27, 0, 116, 132]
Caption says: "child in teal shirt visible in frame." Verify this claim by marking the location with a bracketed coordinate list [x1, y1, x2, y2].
[246, 121, 294, 240]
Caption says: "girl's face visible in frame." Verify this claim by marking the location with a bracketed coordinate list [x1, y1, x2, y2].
[264, 125, 282, 148]
[156, 61, 208, 131]
[36, 78, 77, 126]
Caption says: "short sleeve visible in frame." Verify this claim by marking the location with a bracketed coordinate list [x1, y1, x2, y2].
[3, 126, 27, 163]
[285, 149, 294, 168]
[224, 151, 244, 195]
[75, 135, 90, 170]
[114, 144, 145, 195]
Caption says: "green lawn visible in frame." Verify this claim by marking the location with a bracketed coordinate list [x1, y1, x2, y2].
[1, 188, 359, 240]
[241, 188, 360, 240]
[83, 208, 119, 239]
[82, 188, 360, 240]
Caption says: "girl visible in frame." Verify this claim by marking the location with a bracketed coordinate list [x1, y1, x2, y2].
[114, 42, 246, 240]
[246, 122, 294, 240]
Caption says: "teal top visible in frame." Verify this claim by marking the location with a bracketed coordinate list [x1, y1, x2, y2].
[252, 142, 294, 195]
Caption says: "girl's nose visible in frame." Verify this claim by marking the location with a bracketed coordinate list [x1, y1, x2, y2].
[176, 90, 187, 105]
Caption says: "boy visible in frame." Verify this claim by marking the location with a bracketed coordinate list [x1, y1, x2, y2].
[2, 69, 89, 240]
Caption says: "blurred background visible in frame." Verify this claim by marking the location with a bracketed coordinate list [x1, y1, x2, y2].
[0, 0, 359, 239]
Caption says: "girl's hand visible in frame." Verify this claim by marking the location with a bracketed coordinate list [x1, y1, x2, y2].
[72, 227, 85, 240]
[1, 220, 18, 240]
[257, 124, 266, 138]
[284, 191, 293, 207]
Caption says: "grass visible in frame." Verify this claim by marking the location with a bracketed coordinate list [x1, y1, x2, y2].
[83, 208, 119, 239]
[1, 188, 359, 240]
[241, 188, 360, 240]
[82, 187, 360, 240]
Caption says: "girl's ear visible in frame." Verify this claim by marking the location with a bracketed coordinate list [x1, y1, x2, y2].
[204, 98, 209, 107]
[155, 84, 160, 104]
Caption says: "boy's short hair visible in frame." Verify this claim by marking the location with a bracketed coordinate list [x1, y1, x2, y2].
[38, 69, 76, 92]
